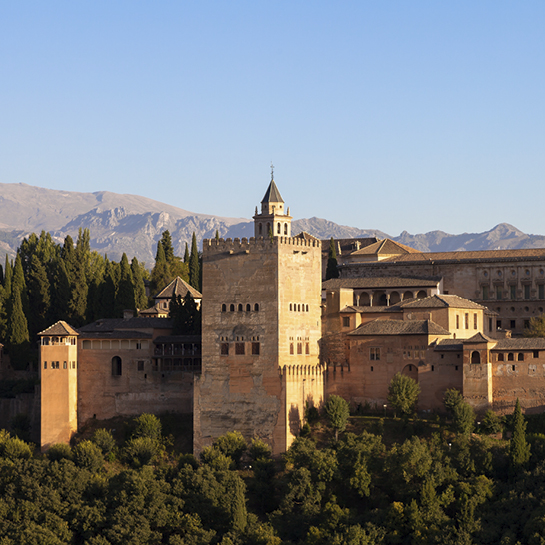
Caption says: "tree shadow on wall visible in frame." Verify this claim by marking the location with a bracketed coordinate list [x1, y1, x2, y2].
[288, 404, 301, 437]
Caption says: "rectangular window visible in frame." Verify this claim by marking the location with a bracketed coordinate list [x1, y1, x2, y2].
[510, 320, 516, 329]
[235, 343, 245, 355]
[539, 284, 544, 300]
[370, 347, 381, 361]
[482, 285, 489, 299]
[342, 317, 350, 328]
[297, 343, 302, 355]
[534, 350, 539, 358]
[497, 320, 502, 330]
[305, 342, 310, 355]
[252, 342, 260, 355]
[510, 285, 516, 299]
[220, 343, 229, 355]
[136, 342, 142, 350]
[44, 361, 47, 369]
[137, 361, 144, 371]
[497, 287, 502, 301]
[456, 315, 459, 329]
[432, 365, 435, 371]
[473, 313, 477, 329]
[290, 343, 294, 355]
[63, 361, 67, 369]
[524, 284, 531, 300]
[489, 318, 493, 331]
[465, 313, 469, 329]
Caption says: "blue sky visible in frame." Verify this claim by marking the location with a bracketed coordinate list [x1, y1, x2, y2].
[1, 2, 544, 236]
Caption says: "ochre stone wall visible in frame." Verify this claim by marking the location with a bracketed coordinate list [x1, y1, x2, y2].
[77, 339, 194, 424]
[196, 236, 323, 456]
[40, 341, 78, 449]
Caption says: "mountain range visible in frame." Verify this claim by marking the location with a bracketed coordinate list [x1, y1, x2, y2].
[1, 182, 545, 266]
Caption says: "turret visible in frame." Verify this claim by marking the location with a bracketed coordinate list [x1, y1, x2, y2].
[253, 165, 292, 238]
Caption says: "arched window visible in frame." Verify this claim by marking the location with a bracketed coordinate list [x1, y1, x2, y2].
[518, 353, 524, 361]
[246, 304, 251, 311]
[221, 304, 226, 312]
[498, 353, 504, 361]
[112, 356, 122, 376]
[284, 223, 288, 235]
[298, 304, 301, 312]
[277, 223, 281, 234]
[259, 224, 262, 235]
[238, 304, 243, 312]
[254, 303, 259, 311]
[289, 303, 292, 311]
[306, 304, 309, 312]
[508, 353, 514, 361]
[471, 351, 481, 364]
[230, 304, 235, 312]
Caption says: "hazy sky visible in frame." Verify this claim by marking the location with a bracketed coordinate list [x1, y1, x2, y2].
[1, 2, 544, 236]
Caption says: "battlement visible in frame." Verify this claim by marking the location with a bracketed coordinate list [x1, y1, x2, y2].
[279, 363, 326, 377]
[203, 235, 321, 255]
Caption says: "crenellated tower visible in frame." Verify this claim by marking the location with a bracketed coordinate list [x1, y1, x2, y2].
[195, 175, 323, 456]
[253, 166, 292, 238]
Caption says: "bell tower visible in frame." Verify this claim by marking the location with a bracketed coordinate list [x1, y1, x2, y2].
[253, 164, 292, 238]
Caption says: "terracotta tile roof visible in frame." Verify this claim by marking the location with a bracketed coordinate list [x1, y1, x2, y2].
[321, 237, 379, 258]
[38, 321, 79, 336]
[323, 276, 441, 289]
[349, 318, 450, 336]
[379, 248, 545, 265]
[494, 338, 545, 350]
[261, 180, 284, 203]
[463, 332, 496, 344]
[295, 231, 320, 241]
[155, 276, 202, 300]
[340, 305, 403, 314]
[400, 294, 486, 310]
[435, 339, 463, 351]
[349, 238, 421, 256]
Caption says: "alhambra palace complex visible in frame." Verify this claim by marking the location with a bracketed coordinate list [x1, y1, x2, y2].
[37, 177, 545, 454]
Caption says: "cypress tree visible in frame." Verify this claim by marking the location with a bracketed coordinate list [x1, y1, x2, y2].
[215, 230, 220, 241]
[115, 253, 136, 317]
[12, 254, 29, 318]
[189, 233, 200, 291]
[3, 255, 12, 294]
[68, 256, 88, 327]
[151, 242, 171, 295]
[27, 254, 51, 337]
[184, 243, 189, 264]
[8, 289, 30, 369]
[101, 260, 118, 319]
[49, 257, 71, 323]
[509, 398, 531, 472]
[61, 235, 76, 280]
[160, 230, 175, 264]
[0, 261, 3, 285]
[326, 237, 339, 280]
[131, 257, 148, 311]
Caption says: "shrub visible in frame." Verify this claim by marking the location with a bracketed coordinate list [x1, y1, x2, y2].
[213, 431, 247, 467]
[481, 409, 503, 435]
[1, 436, 33, 461]
[91, 428, 116, 455]
[73, 440, 104, 472]
[47, 442, 73, 462]
[200, 445, 233, 470]
[132, 413, 162, 441]
[123, 436, 159, 467]
[249, 438, 272, 461]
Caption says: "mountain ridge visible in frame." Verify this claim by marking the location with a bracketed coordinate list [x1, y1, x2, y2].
[1, 182, 544, 265]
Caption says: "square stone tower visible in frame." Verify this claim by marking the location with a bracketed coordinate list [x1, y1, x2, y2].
[194, 179, 323, 455]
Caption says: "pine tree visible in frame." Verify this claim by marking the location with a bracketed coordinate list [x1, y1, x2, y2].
[509, 398, 531, 472]
[131, 257, 148, 311]
[326, 237, 339, 280]
[8, 289, 30, 369]
[115, 253, 135, 317]
[189, 232, 200, 291]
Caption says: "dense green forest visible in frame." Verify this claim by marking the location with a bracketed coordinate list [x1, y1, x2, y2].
[0, 229, 200, 369]
[2, 393, 545, 545]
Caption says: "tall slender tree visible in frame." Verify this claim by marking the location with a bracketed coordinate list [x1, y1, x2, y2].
[131, 257, 148, 311]
[184, 243, 189, 264]
[189, 232, 200, 291]
[151, 241, 171, 296]
[326, 238, 339, 280]
[8, 288, 30, 369]
[510, 398, 531, 472]
[27, 254, 51, 337]
[115, 253, 136, 316]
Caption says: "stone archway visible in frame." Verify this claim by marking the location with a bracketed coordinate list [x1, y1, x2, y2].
[389, 291, 401, 305]
[401, 363, 418, 382]
[471, 351, 481, 364]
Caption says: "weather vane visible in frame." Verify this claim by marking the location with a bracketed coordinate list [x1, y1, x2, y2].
[270, 162, 274, 181]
